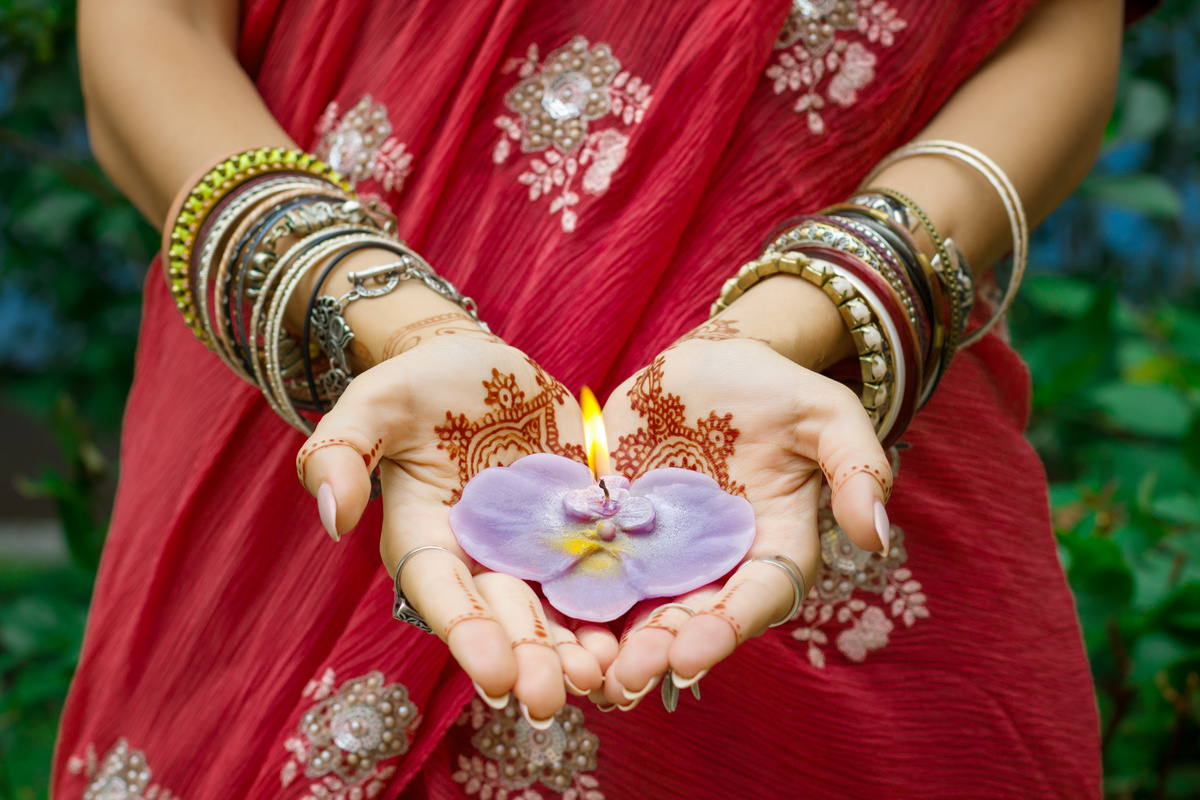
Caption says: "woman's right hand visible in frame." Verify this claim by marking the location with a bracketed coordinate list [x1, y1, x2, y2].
[295, 316, 609, 725]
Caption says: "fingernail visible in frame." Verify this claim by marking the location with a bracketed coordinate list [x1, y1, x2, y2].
[874, 500, 890, 558]
[519, 701, 556, 730]
[472, 680, 510, 710]
[318, 482, 338, 542]
[597, 703, 617, 713]
[670, 668, 708, 690]
[620, 674, 660, 703]
[616, 697, 641, 712]
[563, 675, 589, 697]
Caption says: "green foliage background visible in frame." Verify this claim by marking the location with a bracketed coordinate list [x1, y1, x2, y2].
[1, 2, 1198, 798]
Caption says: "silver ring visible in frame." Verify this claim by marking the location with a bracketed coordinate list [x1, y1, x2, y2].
[392, 545, 452, 633]
[656, 602, 696, 617]
[743, 554, 807, 628]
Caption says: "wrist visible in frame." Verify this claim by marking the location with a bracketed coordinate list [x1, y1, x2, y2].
[716, 274, 855, 372]
[284, 247, 486, 370]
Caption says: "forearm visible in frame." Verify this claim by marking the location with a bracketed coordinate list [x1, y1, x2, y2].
[734, 0, 1124, 369]
[79, 0, 470, 360]
[865, 0, 1123, 275]
[78, 0, 294, 227]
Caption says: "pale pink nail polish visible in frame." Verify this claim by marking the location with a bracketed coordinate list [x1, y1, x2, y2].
[318, 482, 338, 542]
[620, 674, 660, 703]
[472, 680, 511, 710]
[519, 700, 555, 730]
[874, 500, 890, 558]
[671, 668, 708, 690]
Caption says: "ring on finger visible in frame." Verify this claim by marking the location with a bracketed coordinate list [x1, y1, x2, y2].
[642, 602, 697, 636]
[392, 544, 453, 633]
[741, 554, 807, 628]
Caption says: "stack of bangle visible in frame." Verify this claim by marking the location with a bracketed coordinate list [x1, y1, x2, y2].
[163, 147, 487, 434]
[711, 139, 1026, 446]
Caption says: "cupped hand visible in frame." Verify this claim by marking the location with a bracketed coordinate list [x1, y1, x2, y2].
[295, 320, 610, 724]
[596, 317, 893, 708]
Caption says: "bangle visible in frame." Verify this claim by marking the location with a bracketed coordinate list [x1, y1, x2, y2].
[711, 251, 904, 440]
[195, 179, 333, 380]
[855, 187, 965, 384]
[164, 148, 353, 341]
[862, 138, 1027, 348]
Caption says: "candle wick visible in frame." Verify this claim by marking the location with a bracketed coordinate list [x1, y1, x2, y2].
[598, 479, 609, 501]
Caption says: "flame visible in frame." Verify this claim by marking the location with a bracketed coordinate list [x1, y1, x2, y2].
[580, 386, 611, 478]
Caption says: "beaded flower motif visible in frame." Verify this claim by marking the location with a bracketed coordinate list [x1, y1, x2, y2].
[493, 37, 653, 233]
[765, 0, 907, 135]
[787, 455, 931, 667]
[313, 95, 413, 194]
[279, 668, 418, 798]
[67, 739, 178, 800]
[452, 697, 604, 800]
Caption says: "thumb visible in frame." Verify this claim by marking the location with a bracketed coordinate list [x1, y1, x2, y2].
[809, 389, 894, 556]
[294, 372, 405, 541]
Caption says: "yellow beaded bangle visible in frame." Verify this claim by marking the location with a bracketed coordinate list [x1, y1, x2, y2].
[164, 147, 355, 342]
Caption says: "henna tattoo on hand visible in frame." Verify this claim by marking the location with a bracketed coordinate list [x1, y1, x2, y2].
[822, 459, 893, 503]
[671, 318, 767, 348]
[381, 312, 501, 360]
[612, 356, 745, 495]
[435, 358, 587, 504]
[296, 437, 383, 484]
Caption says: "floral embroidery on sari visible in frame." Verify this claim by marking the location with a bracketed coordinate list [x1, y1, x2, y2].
[765, 0, 907, 135]
[68, 739, 178, 799]
[452, 697, 604, 799]
[280, 669, 419, 799]
[313, 95, 414, 194]
[492, 36, 653, 233]
[787, 459, 930, 666]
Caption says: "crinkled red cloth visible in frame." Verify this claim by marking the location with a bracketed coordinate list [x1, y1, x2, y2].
[55, 2, 1104, 798]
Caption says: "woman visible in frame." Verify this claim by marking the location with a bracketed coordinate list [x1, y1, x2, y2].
[57, 0, 1141, 797]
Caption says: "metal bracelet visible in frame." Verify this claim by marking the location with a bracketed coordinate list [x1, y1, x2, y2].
[310, 249, 490, 405]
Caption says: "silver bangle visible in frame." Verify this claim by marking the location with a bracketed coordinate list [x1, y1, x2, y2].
[309, 244, 490, 405]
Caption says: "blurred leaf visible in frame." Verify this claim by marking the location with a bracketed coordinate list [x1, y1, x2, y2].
[1088, 382, 1193, 440]
[1078, 173, 1183, 220]
[1110, 77, 1174, 145]
[1021, 275, 1099, 319]
[1129, 632, 1191, 684]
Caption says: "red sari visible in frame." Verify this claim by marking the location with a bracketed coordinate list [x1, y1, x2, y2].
[55, 2, 1105, 797]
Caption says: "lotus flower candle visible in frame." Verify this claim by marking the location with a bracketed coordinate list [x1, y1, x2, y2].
[449, 389, 756, 622]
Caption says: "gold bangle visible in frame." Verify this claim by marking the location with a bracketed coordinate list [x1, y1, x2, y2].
[710, 251, 897, 432]
[166, 148, 354, 342]
[709, 251, 812, 317]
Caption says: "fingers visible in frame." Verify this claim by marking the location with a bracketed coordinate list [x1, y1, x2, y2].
[296, 365, 410, 539]
[658, 497, 819, 681]
[474, 572, 565, 724]
[798, 380, 894, 555]
[606, 599, 707, 708]
[393, 546, 517, 701]
[541, 603, 605, 697]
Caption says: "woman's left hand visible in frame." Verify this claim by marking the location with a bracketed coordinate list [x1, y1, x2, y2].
[593, 316, 893, 708]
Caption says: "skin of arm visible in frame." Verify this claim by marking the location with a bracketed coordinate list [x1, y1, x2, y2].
[727, 0, 1125, 371]
[77, 0, 467, 362]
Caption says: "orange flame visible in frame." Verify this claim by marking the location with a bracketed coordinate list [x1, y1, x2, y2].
[580, 386, 611, 478]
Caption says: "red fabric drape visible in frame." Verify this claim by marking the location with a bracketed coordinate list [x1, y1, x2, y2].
[55, 3, 1103, 798]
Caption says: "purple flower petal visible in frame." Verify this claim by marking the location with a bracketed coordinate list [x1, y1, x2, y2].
[449, 453, 594, 581]
[449, 454, 756, 622]
[542, 555, 642, 622]
[618, 468, 756, 597]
